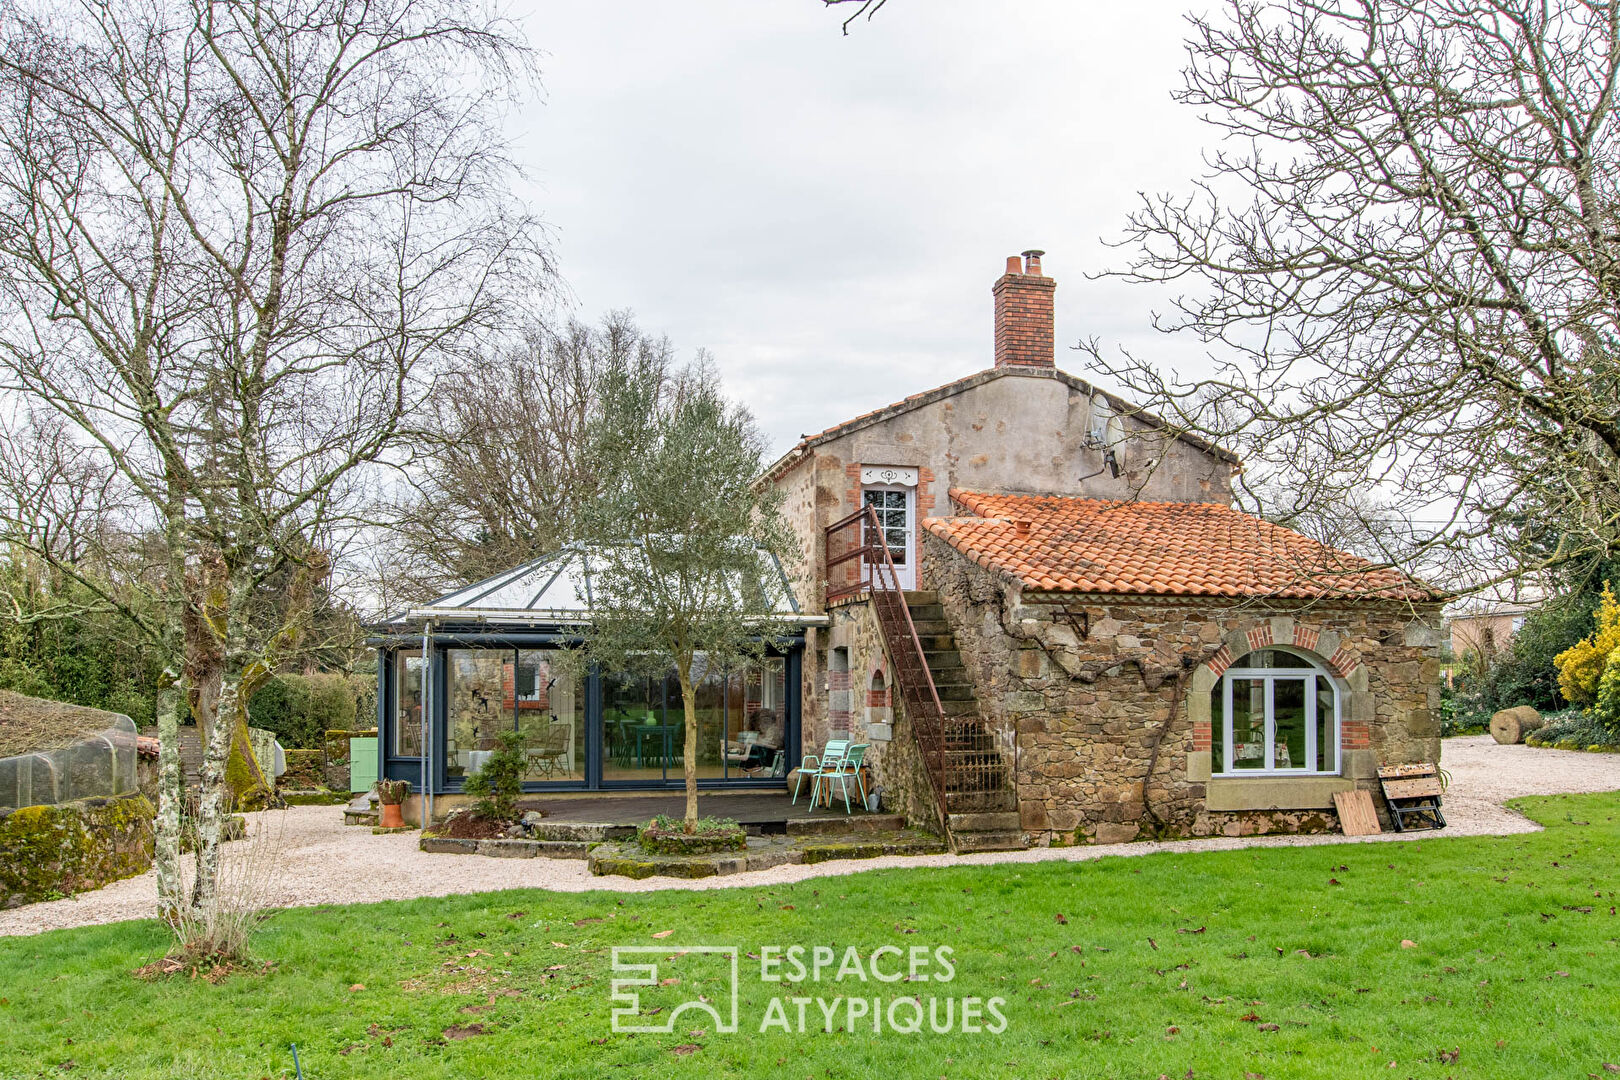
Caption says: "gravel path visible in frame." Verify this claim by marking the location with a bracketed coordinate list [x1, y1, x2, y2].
[5, 735, 1617, 937]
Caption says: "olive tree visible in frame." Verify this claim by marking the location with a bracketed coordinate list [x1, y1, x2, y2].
[577, 357, 797, 830]
[1092, 0, 1620, 592]
[0, 0, 545, 930]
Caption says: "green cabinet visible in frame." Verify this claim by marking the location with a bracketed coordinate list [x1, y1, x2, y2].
[348, 736, 378, 793]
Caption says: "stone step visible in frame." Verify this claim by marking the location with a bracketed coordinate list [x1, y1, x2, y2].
[917, 634, 956, 652]
[786, 813, 905, 837]
[908, 618, 952, 636]
[940, 699, 979, 717]
[921, 649, 964, 670]
[525, 821, 637, 843]
[934, 684, 976, 702]
[949, 829, 1027, 854]
[946, 811, 1021, 832]
[419, 836, 592, 859]
[902, 590, 939, 605]
[906, 603, 946, 622]
[344, 809, 379, 827]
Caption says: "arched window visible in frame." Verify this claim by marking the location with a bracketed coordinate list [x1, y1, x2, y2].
[1212, 648, 1339, 776]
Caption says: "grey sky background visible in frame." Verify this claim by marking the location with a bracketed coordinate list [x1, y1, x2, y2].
[515, 1, 1221, 458]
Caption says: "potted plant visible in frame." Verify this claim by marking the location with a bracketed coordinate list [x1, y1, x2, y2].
[375, 778, 411, 828]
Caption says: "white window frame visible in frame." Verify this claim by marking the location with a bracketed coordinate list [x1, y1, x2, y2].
[1216, 647, 1341, 777]
[862, 484, 916, 590]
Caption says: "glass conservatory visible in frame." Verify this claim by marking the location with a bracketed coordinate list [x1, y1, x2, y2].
[369, 544, 810, 798]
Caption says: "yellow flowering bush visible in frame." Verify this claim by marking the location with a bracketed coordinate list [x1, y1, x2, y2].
[1554, 584, 1620, 708]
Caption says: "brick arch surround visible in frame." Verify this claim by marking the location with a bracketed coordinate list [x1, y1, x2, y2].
[1185, 615, 1374, 782]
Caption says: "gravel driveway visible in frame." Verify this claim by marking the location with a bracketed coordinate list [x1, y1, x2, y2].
[4, 734, 1617, 937]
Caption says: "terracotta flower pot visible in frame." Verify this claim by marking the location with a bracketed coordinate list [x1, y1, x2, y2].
[380, 802, 405, 828]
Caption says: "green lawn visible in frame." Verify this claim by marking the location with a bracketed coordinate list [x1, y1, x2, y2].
[4, 794, 1619, 1079]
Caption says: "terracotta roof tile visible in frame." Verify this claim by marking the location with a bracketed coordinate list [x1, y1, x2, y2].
[925, 490, 1436, 601]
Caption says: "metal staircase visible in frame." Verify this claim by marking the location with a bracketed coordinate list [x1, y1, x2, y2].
[825, 507, 1022, 853]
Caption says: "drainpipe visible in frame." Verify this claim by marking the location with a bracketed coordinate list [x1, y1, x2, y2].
[420, 622, 432, 828]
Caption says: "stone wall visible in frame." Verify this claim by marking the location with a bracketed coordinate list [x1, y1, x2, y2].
[0, 793, 155, 908]
[818, 600, 943, 832]
[922, 534, 1445, 845]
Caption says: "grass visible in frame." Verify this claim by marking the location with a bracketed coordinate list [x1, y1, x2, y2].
[3, 794, 1620, 1079]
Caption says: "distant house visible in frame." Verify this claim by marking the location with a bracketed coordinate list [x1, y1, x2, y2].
[763, 252, 1445, 849]
[1447, 588, 1544, 661]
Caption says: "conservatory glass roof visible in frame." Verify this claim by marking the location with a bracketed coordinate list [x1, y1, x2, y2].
[385, 541, 801, 626]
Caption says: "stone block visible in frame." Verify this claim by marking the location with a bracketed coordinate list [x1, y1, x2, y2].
[1093, 822, 1141, 845]
[1403, 619, 1445, 647]
[1185, 750, 1211, 782]
[1003, 690, 1045, 713]
[1189, 665, 1218, 694]
[1016, 649, 1046, 678]
[868, 722, 893, 742]
[1269, 617, 1295, 648]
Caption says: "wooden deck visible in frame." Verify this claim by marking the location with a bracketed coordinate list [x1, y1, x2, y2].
[513, 791, 884, 830]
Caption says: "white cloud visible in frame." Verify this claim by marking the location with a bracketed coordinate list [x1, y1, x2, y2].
[517, 0, 1223, 454]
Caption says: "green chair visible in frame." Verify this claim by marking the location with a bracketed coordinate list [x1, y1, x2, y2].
[810, 742, 868, 814]
[793, 739, 848, 805]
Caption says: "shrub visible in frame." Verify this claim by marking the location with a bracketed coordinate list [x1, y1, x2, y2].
[463, 729, 525, 821]
[304, 673, 357, 732]
[1554, 585, 1620, 707]
[247, 675, 317, 749]
[1526, 708, 1620, 751]
[348, 672, 378, 727]
[1593, 649, 1620, 738]
[248, 672, 366, 748]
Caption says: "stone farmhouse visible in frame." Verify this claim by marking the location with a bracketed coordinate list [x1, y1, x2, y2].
[368, 251, 1443, 853]
[763, 252, 1445, 852]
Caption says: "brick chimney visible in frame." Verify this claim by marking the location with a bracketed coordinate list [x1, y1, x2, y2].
[992, 250, 1055, 369]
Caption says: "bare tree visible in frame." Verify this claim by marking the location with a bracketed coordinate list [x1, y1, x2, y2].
[1092, 0, 1620, 593]
[0, 0, 546, 936]
[381, 312, 675, 603]
[822, 0, 891, 35]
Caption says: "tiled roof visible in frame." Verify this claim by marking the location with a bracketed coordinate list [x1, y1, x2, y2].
[759, 366, 1239, 482]
[925, 490, 1436, 601]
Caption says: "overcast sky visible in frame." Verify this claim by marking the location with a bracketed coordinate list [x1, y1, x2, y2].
[515, 1, 1220, 458]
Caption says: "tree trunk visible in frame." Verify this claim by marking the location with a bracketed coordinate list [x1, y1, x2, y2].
[153, 684, 184, 921]
[189, 671, 270, 909]
[677, 662, 699, 830]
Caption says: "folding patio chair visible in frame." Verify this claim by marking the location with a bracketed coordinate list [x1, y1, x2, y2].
[793, 739, 848, 805]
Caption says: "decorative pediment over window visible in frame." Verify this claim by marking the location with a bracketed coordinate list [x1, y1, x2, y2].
[861, 465, 919, 487]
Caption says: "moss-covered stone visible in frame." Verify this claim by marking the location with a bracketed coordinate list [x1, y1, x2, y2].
[280, 750, 325, 789]
[0, 793, 155, 908]
[281, 790, 349, 806]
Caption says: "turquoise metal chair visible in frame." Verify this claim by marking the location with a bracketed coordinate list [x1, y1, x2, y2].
[810, 743, 869, 814]
[793, 739, 849, 805]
